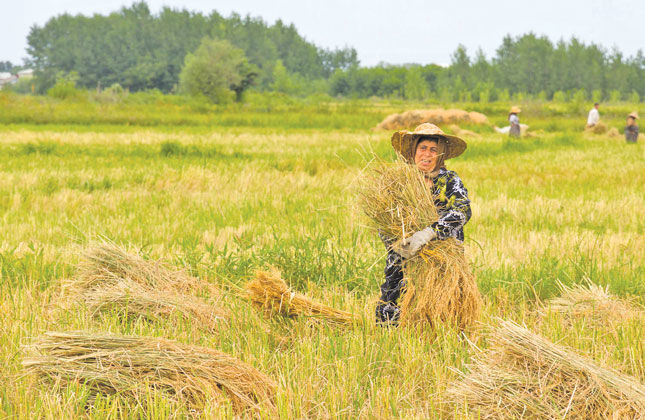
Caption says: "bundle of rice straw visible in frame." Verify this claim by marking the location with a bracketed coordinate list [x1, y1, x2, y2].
[446, 320, 645, 419]
[607, 127, 621, 138]
[359, 159, 481, 329]
[83, 278, 227, 331]
[66, 242, 227, 330]
[543, 280, 643, 325]
[75, 242, 216, 296]
[376, 108, 489, 130]
[245, 268, 362, 327]
[22, 331, 277, 415]
[585, 121, 608, 134]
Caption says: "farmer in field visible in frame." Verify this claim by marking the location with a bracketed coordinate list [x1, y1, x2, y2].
[625, 112, 639, 143]
[376, 123, 471, 324]
[587, 103, 600, 128]
[508, 106, 521, 138]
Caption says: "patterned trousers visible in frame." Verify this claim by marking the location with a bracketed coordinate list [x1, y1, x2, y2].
[375, 250, 405, 325]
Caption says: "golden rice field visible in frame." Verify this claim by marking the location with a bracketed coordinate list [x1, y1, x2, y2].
[0, 97, 644, 418]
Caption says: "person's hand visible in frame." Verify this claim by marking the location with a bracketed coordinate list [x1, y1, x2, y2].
[395, 227, 436, 259]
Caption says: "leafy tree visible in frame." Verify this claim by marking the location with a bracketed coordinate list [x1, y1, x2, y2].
[404, 66, 427, 100]
[271, 60, 295, 94]
[629, 90, 640, 103]
[178, 38, 255, 103]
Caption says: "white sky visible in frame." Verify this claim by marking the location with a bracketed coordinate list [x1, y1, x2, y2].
[2, 0, 644, 67]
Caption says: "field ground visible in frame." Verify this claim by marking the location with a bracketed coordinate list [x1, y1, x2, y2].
[0, 97, 644, 418]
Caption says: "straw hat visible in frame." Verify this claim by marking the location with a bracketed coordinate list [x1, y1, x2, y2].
[628, 111, 639, 119]
[391, 123, 467, 162]
[510, 106, 521, 114]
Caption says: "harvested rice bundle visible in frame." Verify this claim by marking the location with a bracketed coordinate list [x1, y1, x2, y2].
[585, 121, 609, 134]
[375, 108, 489, 130]
[359, 159, 438, 244]
[64, 242, 227, 329]
[544, 280, 643, 325]
[22, 331, 277, 416]
[359, 159, 481, 329]
[400, 239, 480, 329]
[246, 268, 362, 327]
[83, 278, 227, 332]
[446, 320, 645, 419]
[76, 241, 216, 296]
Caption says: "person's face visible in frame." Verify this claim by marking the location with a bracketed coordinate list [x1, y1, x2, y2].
[595, 104, 599, 110]
[414, 139, 440, 173]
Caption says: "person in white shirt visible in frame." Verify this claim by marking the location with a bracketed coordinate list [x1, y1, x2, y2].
[587, 103, 600, 127]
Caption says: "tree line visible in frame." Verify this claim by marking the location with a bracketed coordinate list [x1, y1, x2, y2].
[25, 2, 357, 94]
[331, 34, 644, 102]
[20, 3, 645, 102]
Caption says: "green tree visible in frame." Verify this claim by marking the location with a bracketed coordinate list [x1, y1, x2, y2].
[609, 90, 622, 103]
[178, 38, 255, 103]
[271, 60, 295, 94]
[629, 90, 640, 103]
[404, 66, 427, 100]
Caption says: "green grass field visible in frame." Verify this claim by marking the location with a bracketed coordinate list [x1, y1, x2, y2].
[1, 95, 644, 418]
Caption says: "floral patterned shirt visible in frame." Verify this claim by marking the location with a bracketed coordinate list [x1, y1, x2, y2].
[428, 168, 471, 242]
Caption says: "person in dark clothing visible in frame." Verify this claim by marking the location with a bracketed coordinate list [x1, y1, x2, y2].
[625, 111, 639, 143]
[508, 106, 521, 138]
[376, 123, 471, 325]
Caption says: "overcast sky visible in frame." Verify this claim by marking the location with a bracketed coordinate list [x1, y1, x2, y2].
[2, 0, 644, 67]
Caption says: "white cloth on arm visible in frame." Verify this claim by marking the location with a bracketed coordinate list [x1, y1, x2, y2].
[587, 108, 599, 125]
[509, 114, 519, 124]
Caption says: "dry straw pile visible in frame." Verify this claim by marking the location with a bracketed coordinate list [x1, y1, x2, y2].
[246, 268, 362, 327]
[359, 159, 481, 329]
[22, 331, 277, 415]
[376, 108, 488, 130]
[446, 320, 645, 419]
[66, 242, 227, 331]
[544, 280, 644, 326]
[585, 121, 609, 134]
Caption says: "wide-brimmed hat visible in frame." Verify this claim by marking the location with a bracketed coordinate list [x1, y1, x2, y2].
[628, 111, 639, 119]
[391, 123, 467, 162]
[509, 106, 521, 114]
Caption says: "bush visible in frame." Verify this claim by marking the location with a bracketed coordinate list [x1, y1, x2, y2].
[47, 72, 85, 100]
[552, 91, 566, 102]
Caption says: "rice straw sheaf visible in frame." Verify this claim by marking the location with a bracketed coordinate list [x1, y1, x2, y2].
[359, 159, 438, 242]
[359, 159, 481, 329]
[245, 268, 362, 327]
[83, 278, 227, 332]
[446, 320, 645, 419]
[543, 280, 644, 325]
[66, 242, 227, 329]
[22, 331, 277, 416]
[399, 239, 480, 329]
[375, 108, 489, 130]
[75, 241, 217, 296]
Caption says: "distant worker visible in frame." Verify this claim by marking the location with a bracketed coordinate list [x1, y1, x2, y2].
[625, 112, 639, 143]
[587, 103, 600, 128]
[508, 106, 521, 138]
